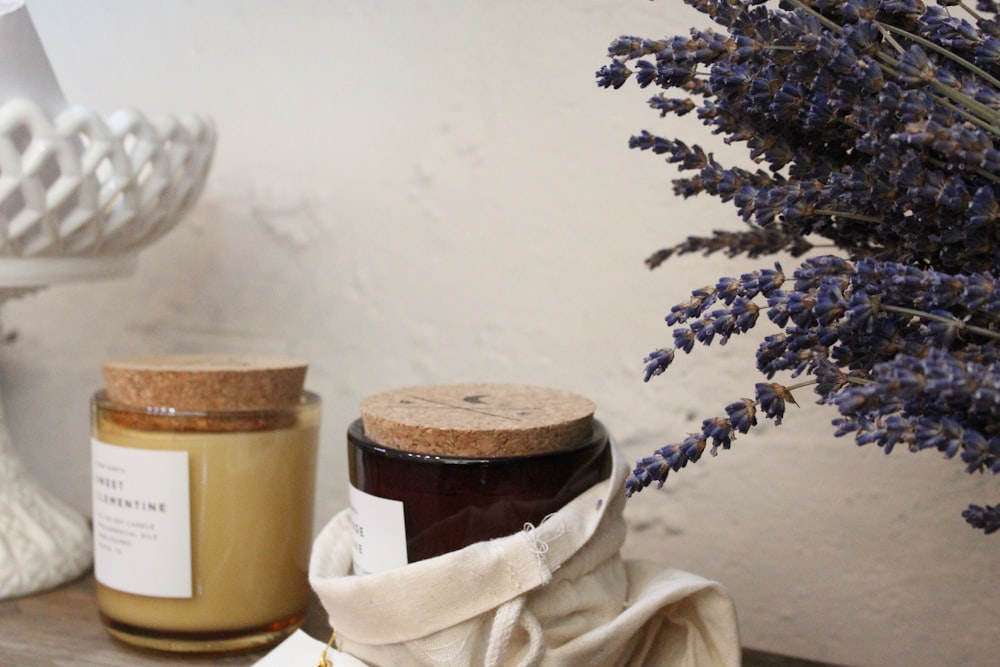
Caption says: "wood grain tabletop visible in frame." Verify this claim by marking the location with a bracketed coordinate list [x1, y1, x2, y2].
[0, 572, 845, 667]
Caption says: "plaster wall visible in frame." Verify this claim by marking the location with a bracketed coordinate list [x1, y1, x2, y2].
[5, 2, 997, 665]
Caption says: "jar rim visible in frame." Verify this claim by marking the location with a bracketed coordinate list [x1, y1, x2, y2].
[92, 389, 321, 418]
[348, 417, 608, 466]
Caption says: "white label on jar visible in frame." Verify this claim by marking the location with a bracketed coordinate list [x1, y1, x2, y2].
[348, 484, 408, 575]
[91, 438, 192, 597]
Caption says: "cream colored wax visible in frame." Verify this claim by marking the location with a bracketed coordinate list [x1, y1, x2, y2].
[92, 397, 319, 649]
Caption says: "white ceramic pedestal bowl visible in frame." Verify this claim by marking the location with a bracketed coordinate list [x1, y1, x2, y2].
[0, 99, 216, 599]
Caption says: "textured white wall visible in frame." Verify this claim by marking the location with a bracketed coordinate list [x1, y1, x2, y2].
[5, 2, 997, 665]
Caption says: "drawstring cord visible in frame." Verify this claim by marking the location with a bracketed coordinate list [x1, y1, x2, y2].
[484, 597, 544, 667]
[483, 516, 565, 667]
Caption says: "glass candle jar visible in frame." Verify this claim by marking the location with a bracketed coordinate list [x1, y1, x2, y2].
[90, 356, 320, 653]
[348, 384, 611, 574]
[348, 416, 609, 568]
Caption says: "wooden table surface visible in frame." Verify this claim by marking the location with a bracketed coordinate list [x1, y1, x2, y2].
[0, 572, 843, 667]
[0, 573, 330, 667]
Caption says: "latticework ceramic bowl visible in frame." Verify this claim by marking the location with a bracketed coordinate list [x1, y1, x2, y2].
[0, 99, 216, 286]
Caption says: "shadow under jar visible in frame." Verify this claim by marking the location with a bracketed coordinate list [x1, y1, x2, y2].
[90, 355, 320, 654]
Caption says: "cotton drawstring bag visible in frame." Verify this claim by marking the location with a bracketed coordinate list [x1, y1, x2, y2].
[309, 442, 741, 667]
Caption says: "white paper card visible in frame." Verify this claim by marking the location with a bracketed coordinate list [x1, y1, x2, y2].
[91, 439, 192, 597]
[252, 630, 370, 667]
[348, 484, 408, 575]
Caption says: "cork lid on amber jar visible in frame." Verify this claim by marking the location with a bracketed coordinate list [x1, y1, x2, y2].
[359, 383, 596, 457]
[102, 355, 308, 411]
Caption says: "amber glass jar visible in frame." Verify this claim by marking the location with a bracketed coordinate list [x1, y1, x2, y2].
[90, 356, 320, 653]
[347, 384, 611, 574]
[348, 417, 609, 567]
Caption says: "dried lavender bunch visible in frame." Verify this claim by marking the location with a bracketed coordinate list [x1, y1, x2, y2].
[598, 0, 1000, 532]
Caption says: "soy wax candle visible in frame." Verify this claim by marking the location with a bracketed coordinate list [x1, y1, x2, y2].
[90, 355, 320, 653]
[348, 383, 611, 574]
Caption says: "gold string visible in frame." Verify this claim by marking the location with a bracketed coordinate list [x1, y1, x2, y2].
[316, 628, 337, 667]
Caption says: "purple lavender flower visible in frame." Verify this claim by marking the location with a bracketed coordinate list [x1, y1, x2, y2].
[963, 504, 1000, 534]
[600, 0, 1000, 533]
[625, 435, 706, 497]
[725, 398, 757, 434]
[642, 347, 675, 382]
[755, 382, 797, 425]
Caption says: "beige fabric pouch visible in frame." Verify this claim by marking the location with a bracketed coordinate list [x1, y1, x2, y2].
[309, 442, 741, 667]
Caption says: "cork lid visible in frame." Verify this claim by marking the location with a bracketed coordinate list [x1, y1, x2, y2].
[102, 354, 308, 411]
[359, 383, 596, 457]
